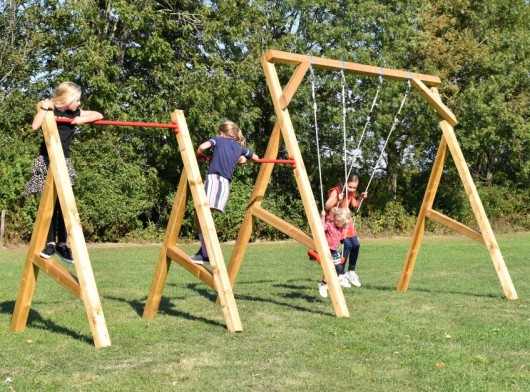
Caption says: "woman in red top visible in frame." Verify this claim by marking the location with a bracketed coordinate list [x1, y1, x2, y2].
[324, 173, 367, 287]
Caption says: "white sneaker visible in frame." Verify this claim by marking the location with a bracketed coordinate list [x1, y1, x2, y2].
[345, 271, 361, 287]
[189, 253, 210, 266]
[318, 282, 328, 298]
[339, 275, 352, 288]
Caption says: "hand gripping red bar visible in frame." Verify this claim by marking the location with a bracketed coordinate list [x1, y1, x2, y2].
[254, 157, 296, 169]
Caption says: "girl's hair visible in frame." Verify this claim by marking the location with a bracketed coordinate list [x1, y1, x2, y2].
[217, 120, 246, 145]
[52, 82, 82, 109]
[338, 173, 360, 191]
[329, 207, 351, 227]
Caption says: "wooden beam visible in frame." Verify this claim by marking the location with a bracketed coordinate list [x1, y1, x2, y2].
[412, 79, 458, 126]
[226, 120, 282, 288]
[265, 49, 441, 87]
[253, 206, 316, 249]
[172, 110, 242, 331]
[425, 209, 485, 244]
[10, 171, 56, 332]
[167, 245, 215, 289]
[262, 54, 349, 317]
[143, 171, 189, 319]
[438, 113, 517, 300]
[33, 256, 81, 299]
[41, 111, 110, 348]
[397, 137, 448, 292]
[280, 62, 310, 109]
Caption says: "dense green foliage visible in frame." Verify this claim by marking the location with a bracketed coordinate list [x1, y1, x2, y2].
[1, 0, 528, 243]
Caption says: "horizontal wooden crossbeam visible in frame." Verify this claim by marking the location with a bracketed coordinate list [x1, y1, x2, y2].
[265, 49, 441, 87]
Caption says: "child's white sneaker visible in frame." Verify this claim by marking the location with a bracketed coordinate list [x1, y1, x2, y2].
[338, 275, 352, 288]
[318, 282, 328, 298]
[345, 270, 361, 287]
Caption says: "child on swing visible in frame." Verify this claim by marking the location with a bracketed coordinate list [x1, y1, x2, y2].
[317, 207, 353, 298]
[323, 173, 367, 289]
[189, 120, 259, 265]
[26, 82, 103, 264]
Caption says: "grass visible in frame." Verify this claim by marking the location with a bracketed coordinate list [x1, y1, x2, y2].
[0, 233, 529, 391]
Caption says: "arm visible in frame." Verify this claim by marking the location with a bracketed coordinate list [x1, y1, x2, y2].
[32, 99, 55, 130]
[324, 189, 341, 212]
[197, 141, 212, 157]
[349, 192, 368, 209]
[239, 151, 259, 164]
[71, 109, 104, 125]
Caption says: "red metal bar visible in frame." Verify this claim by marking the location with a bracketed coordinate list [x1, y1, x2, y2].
[55, 117, 179, 130]
[255, 157, 296, 169]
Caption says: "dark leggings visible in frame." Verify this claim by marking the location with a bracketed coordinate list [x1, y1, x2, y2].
[47, 199, 67, 244]
[341, 235, 360, 273]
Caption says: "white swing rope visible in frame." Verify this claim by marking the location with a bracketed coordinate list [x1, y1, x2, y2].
[341, 68, 384, 196]
[308, 57, 325, 211]
[352, 75, 413, 227]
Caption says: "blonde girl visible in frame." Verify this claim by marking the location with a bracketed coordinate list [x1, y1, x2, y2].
[26, 82, 103, 264]
[190, 120, 259, 265]
[317, 207, 352, 297]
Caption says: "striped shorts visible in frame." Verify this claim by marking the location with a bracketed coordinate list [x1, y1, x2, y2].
[204, 174, 230, 212]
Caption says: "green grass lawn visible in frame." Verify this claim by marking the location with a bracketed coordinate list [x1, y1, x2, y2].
[1, 233, 529, 391]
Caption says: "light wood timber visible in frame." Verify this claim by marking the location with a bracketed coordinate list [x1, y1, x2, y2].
[437, 114, 517, 300]
[411, 79, 458, 127]
[32, 256, 81, 298]
[265, 49, 441, 87]
[10, 171, 56, 332]
[11, 109, 111, 348]
[253, 206, 316, 249]
[225, 119, 281, 296]
[397, 137, 448, 292]
[167, 245, 215, 289]
[262, 54, 349, 317]
[425, 209, 485, 244]
[280, 62, 310, 109]
[143, 171, 189, 319]
[42, 111, 110, 348]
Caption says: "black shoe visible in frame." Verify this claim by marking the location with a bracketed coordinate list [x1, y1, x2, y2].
[40, 243, 56, 259]
[55, 244, 74, 264]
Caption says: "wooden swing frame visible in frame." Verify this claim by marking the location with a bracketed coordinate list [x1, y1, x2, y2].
[10, 109, 242, 348]
[224, 49, 517, 308]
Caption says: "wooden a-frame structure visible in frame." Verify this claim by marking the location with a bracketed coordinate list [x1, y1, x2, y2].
[142, 111, 242, 332]
[225, 49, 517, 305]
[10, 107, 111, 348]
[11, 109, 242, 348]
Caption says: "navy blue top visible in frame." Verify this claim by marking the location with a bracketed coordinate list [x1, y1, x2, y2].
[39, 108, 80, 158]
[207, 136, 254, 181]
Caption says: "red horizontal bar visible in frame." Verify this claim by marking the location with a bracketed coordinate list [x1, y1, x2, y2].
[55, 118, 178, 129]
[255, 158, 294, 164]
[255, 157, 296, 168]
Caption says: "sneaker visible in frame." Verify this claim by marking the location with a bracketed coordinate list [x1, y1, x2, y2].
[40, 243, 56, 259]
[189, 253, 210, 266]
[55, 244, 74, 264]
[345, 270, 361, 287]
[318, 282, 328, 298]
[339, 275, 352, 288]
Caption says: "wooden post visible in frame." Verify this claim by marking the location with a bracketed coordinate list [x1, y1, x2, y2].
[261, 54, 349, 317]
[397, 88, 517, 299]
[11, 109, 111, 348]
[143, 110, 242, 332]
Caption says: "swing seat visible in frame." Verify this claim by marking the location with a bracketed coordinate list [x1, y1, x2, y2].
[307, 249, 345, 265]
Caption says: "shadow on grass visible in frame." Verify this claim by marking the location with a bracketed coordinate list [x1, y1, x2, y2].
[103, 295, 226, 329]
[164, 279, 335, 317]
[0, 300, 92, 346]
[362, 283, 502, 299]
